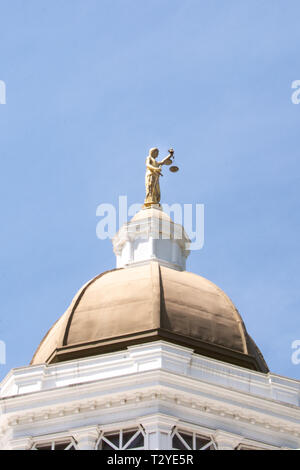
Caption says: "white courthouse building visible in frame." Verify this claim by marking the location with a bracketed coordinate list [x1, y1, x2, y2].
[0, 205, 299, 450]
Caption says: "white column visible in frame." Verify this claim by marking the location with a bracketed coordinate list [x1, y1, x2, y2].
[140, 414, 178, 450]
[213, 430, 243, 450]
[73, 425, 99, 450]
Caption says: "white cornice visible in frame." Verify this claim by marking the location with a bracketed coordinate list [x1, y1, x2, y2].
[0, 342, 299, 447]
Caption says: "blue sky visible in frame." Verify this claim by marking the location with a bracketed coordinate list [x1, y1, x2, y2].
[0, 0, 299, 381]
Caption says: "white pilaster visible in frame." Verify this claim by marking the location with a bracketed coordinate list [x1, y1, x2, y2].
[213, 430, 243, 450]
[73, 425, 99, 450]
[141, 414, 178, 450]
[8, 437, 33, 450]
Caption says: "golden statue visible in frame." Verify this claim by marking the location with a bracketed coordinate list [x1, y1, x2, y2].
[144, 147, 178, 207]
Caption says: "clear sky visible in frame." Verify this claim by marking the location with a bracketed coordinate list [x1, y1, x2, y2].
[0, 0, 299, 381]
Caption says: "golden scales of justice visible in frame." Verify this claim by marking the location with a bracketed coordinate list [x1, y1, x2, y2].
[164, 148, 179, 173]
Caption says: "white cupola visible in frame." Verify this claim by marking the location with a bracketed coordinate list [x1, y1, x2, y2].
[112, 205, 190, 271]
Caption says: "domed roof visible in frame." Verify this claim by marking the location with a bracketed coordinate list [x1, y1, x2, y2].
[31, 261, 268, 372]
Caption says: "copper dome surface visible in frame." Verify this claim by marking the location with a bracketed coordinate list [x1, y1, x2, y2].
[31, 261, 268, 372]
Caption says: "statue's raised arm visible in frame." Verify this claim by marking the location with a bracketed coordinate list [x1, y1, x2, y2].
[158, 148, 174, 166]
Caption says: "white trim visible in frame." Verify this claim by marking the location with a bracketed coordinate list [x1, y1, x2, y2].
[0, 342, 299, 450]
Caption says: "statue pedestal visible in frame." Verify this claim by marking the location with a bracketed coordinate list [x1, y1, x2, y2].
[112, 207, 190, 271]
[143, 202, 161, 209]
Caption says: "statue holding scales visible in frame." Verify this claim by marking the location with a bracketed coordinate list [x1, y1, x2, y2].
[144, 147, 179, 207]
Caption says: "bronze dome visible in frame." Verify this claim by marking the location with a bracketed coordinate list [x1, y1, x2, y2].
[31, 261, 268, 373]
